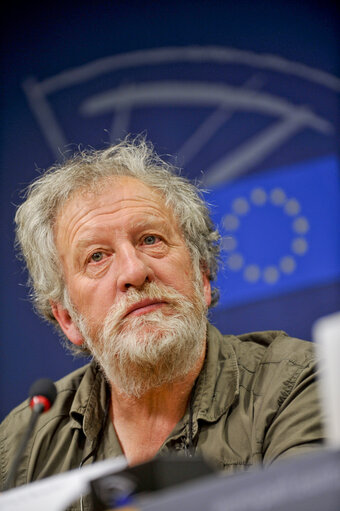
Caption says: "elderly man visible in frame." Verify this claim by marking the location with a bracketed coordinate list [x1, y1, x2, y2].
[0, 137, 322, 493]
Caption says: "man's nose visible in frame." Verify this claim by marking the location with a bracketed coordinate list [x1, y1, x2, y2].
[116, 244, 154, 291]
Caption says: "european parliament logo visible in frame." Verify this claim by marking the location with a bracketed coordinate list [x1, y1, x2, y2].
[22, 46, 339, 183]
[22, 45, 340, 309]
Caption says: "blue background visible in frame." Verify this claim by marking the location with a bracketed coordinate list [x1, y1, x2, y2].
[1, 0, 339, 419]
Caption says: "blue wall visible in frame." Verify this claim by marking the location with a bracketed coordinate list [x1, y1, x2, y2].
[1, 0, 339, 419]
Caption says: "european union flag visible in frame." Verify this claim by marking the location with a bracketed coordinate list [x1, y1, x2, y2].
[208, 156, 340, 308]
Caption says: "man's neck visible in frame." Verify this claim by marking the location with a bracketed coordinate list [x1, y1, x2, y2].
[109, 345, 206, 466]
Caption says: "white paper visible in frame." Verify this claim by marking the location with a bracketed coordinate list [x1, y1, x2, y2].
[0, 456, 127, 511]
[313, 311, 340, 448]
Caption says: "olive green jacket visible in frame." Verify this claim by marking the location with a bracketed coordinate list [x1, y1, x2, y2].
[0, 324, 323, 505]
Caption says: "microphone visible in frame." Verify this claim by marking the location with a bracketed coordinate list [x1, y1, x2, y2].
[29, 378, 57, 413]
[3, 378, 57, 491]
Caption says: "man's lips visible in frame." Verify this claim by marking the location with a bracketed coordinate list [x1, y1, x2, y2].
[124, 299, 168, 318]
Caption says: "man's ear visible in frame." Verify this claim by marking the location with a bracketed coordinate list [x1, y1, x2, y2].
[50, 302, 84, 346]
[202, 272, 212, 307]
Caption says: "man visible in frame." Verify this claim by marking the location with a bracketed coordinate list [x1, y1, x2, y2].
[0, 137, 323, 495]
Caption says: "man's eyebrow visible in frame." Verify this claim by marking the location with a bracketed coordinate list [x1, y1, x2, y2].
[132, 217, 173, 233]
[74, 236, 99, 251]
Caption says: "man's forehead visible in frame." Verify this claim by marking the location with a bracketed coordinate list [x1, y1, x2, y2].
[70, 175, 162, 201]
[56, 175, 166, 218]
[54, 175, 182, 240]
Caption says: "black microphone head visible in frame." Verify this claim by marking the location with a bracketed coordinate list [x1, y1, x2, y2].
[29, 378, 57, 406]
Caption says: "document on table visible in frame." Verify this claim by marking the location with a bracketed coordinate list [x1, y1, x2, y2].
[0, 456, 127, 511]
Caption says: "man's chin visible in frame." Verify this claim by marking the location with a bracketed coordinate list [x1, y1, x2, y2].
[118, 325, 169, 345]
[118, 310, 177, 334]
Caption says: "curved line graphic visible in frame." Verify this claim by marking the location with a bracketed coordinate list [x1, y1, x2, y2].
[80, 81, 331, 132]
[32, 46, 340, 94]
[204, 114, 319, 185]
[21, 46, 338, 167]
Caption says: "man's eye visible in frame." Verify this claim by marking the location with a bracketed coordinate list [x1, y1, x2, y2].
[90, 252, 103, 262]
[143, 235, 158, 245]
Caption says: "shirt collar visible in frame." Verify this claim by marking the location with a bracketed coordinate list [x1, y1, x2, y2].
[69, 362, 109, 442]
[164, 323, 240, 444]
[192, 323, 240, 423]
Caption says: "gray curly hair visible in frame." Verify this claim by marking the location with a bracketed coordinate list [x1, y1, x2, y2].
[15, 135, 221, 332]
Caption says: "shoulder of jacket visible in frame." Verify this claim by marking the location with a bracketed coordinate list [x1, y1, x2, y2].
[235, 329, 314, 358]
[232, 331, 317, 399]
[0, 363, 92, 429]
[216, 328, 317, 375]
[0, 363, 93, 488]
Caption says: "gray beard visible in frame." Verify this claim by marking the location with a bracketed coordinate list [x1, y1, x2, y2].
[71, 279, 208, 397]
